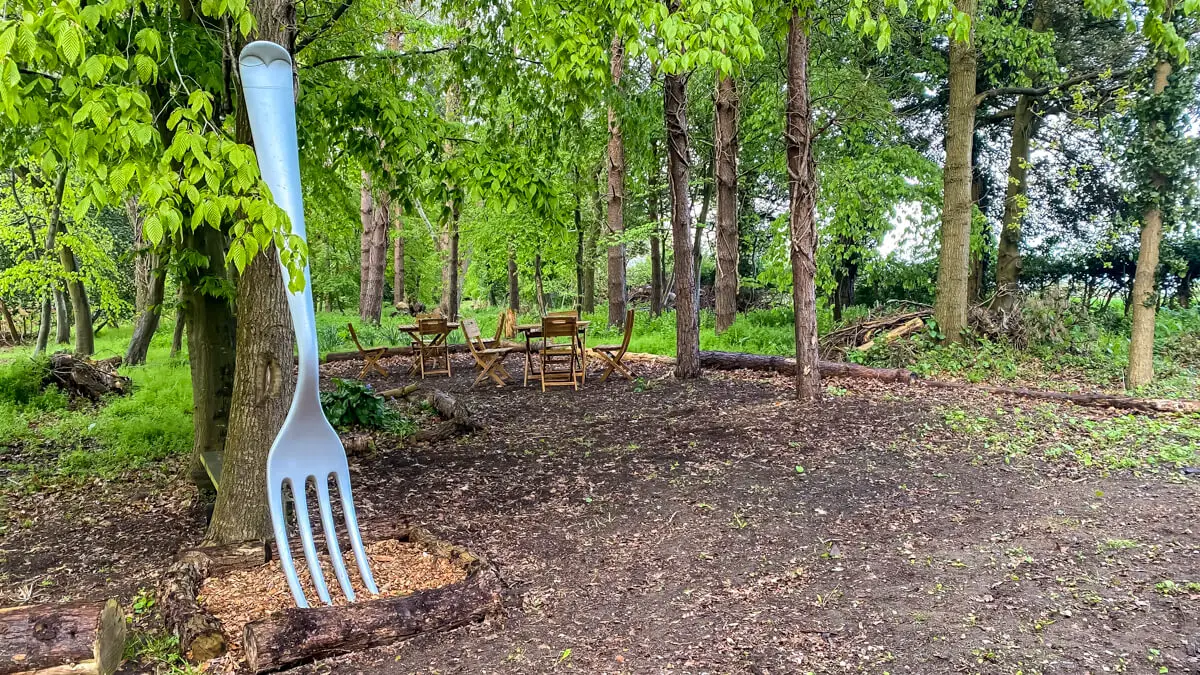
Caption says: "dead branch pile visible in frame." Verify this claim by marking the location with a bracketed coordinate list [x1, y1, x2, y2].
[820, 310, 930, 357]
[48, 353, 131, 399]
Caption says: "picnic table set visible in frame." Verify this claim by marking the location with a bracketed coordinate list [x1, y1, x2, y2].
[385, 307, 634, 391]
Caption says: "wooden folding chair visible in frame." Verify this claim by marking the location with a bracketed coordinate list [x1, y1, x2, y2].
[462, 318, 513, 388]
[347, 323, 388, 378]
[413, 317, 451, 378]
[539, 315, 579, 391]
[593, 309, 635, 382]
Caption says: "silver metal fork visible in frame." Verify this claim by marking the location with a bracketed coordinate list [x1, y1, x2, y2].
[239, 40, 377, 608]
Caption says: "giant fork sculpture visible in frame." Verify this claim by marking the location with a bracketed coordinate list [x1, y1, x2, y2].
[239, 41, 378, 607]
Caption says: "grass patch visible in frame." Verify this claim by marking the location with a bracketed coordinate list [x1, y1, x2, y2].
[0, 322, 193, 479]
[940, 403, 1200, 472]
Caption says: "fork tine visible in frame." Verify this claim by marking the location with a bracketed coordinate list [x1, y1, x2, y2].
[334, 470, 379, 595]
[270, 477, 309, 608]
[316, 475, 356, 601]
[292, 478, 333, 605]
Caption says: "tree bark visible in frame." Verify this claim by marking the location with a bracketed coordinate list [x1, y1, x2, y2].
[0, 601, 124, 675]
[507, 247, 519, 312]
[606, 35, 628, 329]
[183, 225, 238, 493]
[663, 40, 699, 379]
[649, 140, 664, 317]
[786, 9, 821, 401]
[714, 74, 739, 334]
[1127, 58, 1173, 389]
[933, 0, 978, 343]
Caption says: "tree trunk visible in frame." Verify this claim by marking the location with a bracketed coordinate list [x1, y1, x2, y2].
[507, 247, 519, 312]
[359, 173, 387, 324]
[58, 227, 94, 356]
[693, 152, 712, 297]
[663, 46, 699, 378]
[34, 167, 69, 356]
[0, 297, 18, 342]
[446, 205, 460, 320]
[583, 172, 599, 313]
[183, 226, 237, 492]
[393, 204, 405, 307]
[130, 198, 154, 315]
[170, 292, 186, 358]
[206, 0, 298, 542]
[606, 35, 627, 329]
[574, 180, 584, 313]
[54, 288, 69, 344]
[206, 247, 295, 543]
[933, 0, 978, 343]
[993, 94, 1037, 312]
[649, 140, 664, 317]
[786, 9, 822, 402]
[832, 250, 858, 323]
[534, 252, 546, 315]
[126, 269, 165, 366]
[714, 74, 739, 334]
[1127, 58, 1173, 389]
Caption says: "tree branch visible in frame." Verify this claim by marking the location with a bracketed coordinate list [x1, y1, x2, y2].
[295, 0, 356, 53]
[304, 45, 458, 69]
[973, 68, 1131, 105]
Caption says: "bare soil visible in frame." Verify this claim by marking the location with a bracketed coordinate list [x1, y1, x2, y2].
[2, 352, 1199, 674]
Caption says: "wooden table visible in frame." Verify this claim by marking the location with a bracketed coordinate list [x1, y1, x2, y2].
[517, 321, 589, 387]
[397, 322, 459, 375]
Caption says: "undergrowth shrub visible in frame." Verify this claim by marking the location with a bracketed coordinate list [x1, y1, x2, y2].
[0, 358, 65, 410]
[320, 379, 413, 434]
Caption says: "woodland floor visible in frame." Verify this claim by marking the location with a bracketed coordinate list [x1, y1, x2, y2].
[2, 354, 1199, 674]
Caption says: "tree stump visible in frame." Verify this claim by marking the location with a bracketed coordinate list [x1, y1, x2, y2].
[0, 600, 125, 675]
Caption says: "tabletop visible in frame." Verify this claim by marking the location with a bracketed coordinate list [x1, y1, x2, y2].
[397, 322, 460, 332]
[516, 321, 590, 332]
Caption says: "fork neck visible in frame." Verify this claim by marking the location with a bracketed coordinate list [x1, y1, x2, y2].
[287, 275, 323, 410]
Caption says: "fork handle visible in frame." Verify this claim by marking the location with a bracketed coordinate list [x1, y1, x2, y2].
[238, 41, 321, 412]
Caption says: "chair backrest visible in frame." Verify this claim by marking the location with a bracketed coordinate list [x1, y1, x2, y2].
[347, 323, 368, 351]
[541, 315, 578, 339]
[617, 309, 635, 355]
[461, 318, 483, 343]
[547, 310, 579, 318]
[418, 317, 448, 336]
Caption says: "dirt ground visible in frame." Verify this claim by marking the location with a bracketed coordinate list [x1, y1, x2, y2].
[3, 352, 1199, 674]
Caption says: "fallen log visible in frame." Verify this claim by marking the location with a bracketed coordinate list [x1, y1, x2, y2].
[0, 600, 124, 675]
[623, 351, 918, 384]
[242, 553, 501, 674]
[377, 383, 420, 399]
[625, 350, 1199, 413]
[161, 552, 228, 663]
[412, 389, 482, 442]
[921, 380, 1200, 414]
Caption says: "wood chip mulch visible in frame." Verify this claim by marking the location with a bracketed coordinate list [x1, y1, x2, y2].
[199, 539, 468, 655]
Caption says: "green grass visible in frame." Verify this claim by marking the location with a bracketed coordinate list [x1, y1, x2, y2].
[940, 403, 1200, 472]
[0, 321, 194, 479]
